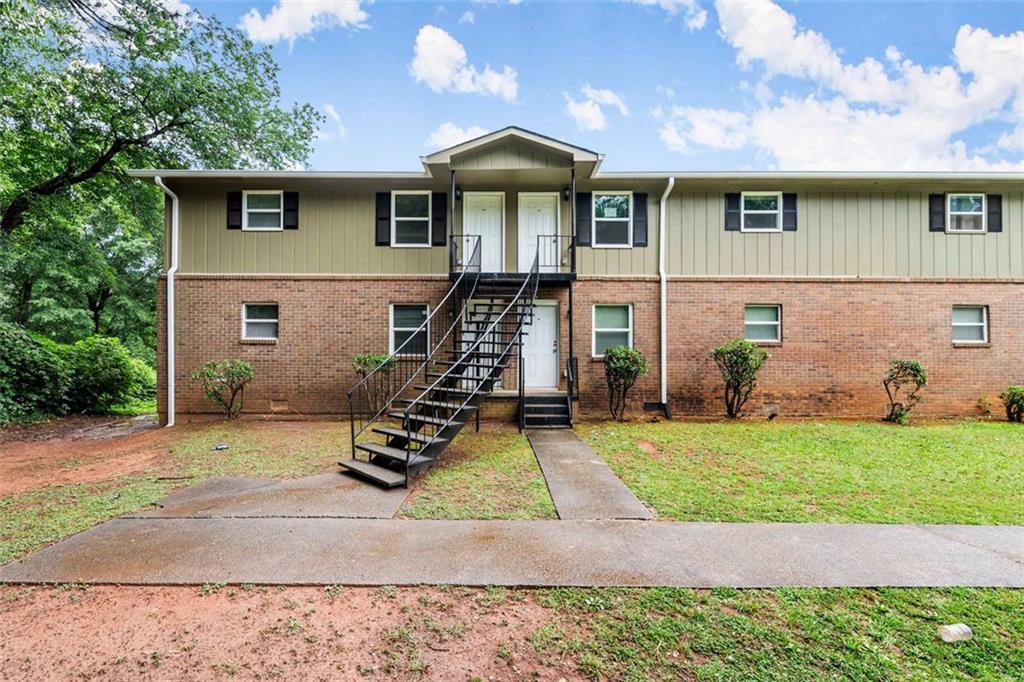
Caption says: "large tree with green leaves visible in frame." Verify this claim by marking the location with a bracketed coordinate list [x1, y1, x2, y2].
[0, 0, 320, 363]
[0, 0, 321, 235]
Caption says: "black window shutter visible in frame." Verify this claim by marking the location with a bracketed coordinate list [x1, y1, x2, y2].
[227, 191, 242, 229]
[632, 193, 648, 246]
[283, 191, 299, 229]
[987, 194, 1003, 233]
[431, 192, 447, 246]
[724, 193, 741, 231]
[576, 192, 592, 246]
[375, 192, 391, 246]
[782, 193, 798, 231]
[929, 194, 946, 232]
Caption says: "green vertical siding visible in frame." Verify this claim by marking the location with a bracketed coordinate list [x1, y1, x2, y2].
[665, 190, 1023, 278]
[177, 188, 448, 274]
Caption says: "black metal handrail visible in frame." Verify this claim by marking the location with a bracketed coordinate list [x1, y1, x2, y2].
[537, 234, 575, 274]
[565, 356, 577, 427]
[346, 236, 482, 455]
[404, 236, 542, 462]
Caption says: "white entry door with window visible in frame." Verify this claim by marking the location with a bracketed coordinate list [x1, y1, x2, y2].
[463, 193, 504, 273]
[522, 303, 559, 388]
[518, 193, 559, 273]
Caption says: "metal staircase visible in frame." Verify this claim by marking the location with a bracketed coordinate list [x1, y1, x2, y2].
[341, 235, 543, 488]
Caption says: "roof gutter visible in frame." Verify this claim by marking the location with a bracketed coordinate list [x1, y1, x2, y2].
[658, 175, 675, 419]
[153, 176, 179, 427]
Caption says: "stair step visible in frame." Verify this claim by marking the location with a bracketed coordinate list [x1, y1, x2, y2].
[338, 459, 406, 488]
[372, 426, 447, 445]
[522, 395, 569, 405]
[426, 371, 500, 381]
[393, 398, 479, 411]
[524, 404, 570, 415]
[524, 415, 572, 427]
[445, 350, 506, 357]
[356, 442, 434, 466]
[434, 360, 506, 368]
[387, 412, 464, 427]
[413, 384, 476, 395]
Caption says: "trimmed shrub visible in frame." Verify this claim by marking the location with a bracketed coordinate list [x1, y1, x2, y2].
[604, 346, 649, 421]
[0, 322, 68, 423]
[883, 359, 927, 425]
[62, 336, 139, 413]
[712, 339, 769, 419]
[1001, 385, 1024, 423]
[192, 359, 254, 420]
[353, 352, 395, 415]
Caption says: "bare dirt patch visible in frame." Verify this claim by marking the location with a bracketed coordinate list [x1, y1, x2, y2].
[0, 585, 578, 681]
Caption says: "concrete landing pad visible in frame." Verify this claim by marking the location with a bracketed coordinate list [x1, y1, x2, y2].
[2, 519, 1020, 587]
[527, 429, 653, 520]
[137, 473, 408, 519]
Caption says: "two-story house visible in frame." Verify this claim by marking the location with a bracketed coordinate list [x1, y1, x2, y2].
[131, 127, 1022, 486]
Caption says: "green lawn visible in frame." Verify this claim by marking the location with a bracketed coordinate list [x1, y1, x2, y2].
[400, 425, 556, 520]
[577, 420, 1024, 524]
[534, 587, 1024, 681]
[1, 421, 343, 564]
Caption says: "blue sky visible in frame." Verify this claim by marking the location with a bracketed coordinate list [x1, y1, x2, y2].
[191, 1, 1023, 172]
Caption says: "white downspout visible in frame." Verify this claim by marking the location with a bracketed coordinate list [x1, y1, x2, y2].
[154, 176, 179, 427]
[658, 176, 675, 415]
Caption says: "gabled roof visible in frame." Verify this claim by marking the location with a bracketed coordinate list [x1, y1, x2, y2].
[421, 126, 602, 167]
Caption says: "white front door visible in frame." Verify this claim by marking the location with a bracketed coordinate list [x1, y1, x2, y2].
[463, 193, 503, 272]
[522, 303, 558, 388]
[518, 193, 558, 273]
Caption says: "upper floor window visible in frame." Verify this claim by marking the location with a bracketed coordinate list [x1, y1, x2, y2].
[242, 190, 283, 231]
[745, 304, 782, 342]
[242, 303, 279, 340]
[392, 191, 432, 247]
[741, 191, 782, 232]
[947, 194, 986, 233]
[593, 192, 632, 247]
[952, 305, 988, 344]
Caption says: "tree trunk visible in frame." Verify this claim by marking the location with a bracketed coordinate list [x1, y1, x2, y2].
[14, 280, 33, 326]
[86, 284, 113, 335]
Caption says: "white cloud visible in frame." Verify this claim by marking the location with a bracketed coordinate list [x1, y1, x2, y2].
[564, 83, 630, 131]
[633, 0, 707, 31]
[319, 103, 346, 141]
[565, 95, 607, 131]
[459, 11, 475, 24]
[426, 122, 489, 150]
[658, 0, 1024, 170]
[240, 0, 368, 45]
[409, 25, 518, 102]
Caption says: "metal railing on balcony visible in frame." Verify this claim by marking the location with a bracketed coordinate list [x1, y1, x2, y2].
[449, 233, 575, 274]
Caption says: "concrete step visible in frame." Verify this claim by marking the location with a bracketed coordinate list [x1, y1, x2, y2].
[338, 459, 406, 488]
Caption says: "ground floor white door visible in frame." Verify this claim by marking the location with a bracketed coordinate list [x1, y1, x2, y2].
[517, 193, 558, 273]
[522, 303, 559, 388]
[463, 193, 503, 272]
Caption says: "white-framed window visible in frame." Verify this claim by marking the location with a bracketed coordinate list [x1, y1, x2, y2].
[392, 190, 432, 247]
[741, 191, 782, 232]
[952, 305, 988, 344]
[947, 194, 986, 233]
[242, 190, 283, 231]
[242, 303, 279, 340]
[592, 304, 633, 357]
[390, 303, 429, 355]
[592, 191, 633, 247]
[745, 304, 782, 342]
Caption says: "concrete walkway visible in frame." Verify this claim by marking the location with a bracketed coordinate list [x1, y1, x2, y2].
[527, 429, 652, 520]
[2, 518, 1020, 587]
[138, 473, 407, 519]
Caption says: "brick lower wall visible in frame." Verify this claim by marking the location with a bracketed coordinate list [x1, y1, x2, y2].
[158, 276, 1022, 423]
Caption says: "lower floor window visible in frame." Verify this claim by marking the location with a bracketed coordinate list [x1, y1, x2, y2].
[593, 304, 633, 357]
[242, 303, 279, 340]
[952, 305, 988, 343]
[745, 304, 781, 342]
[390, 304, 429, 354]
